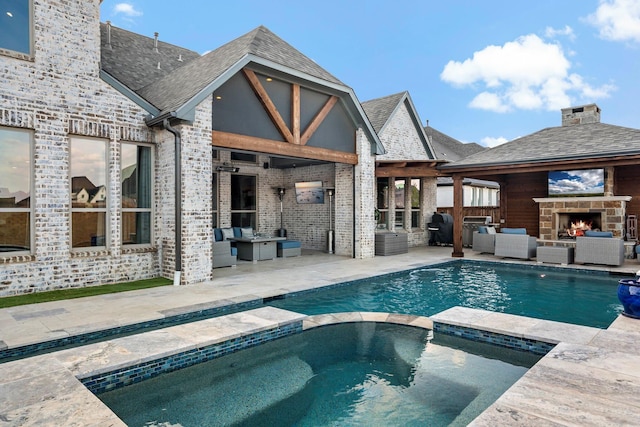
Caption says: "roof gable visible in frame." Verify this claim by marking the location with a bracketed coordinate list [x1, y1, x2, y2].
[362, 91, 435, 160]
[100, 24, 384, 155]
[137, 26, 343, 114]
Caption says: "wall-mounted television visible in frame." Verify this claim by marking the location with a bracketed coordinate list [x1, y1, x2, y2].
[548, 169, 605, 197]
[295, 181, 324, 204]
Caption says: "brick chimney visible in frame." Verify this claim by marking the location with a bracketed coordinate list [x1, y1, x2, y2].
[561, 104, 601, 126]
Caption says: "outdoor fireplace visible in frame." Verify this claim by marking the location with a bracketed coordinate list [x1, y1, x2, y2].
[534, 196, 630, 241]
[557, 212, 602, 239]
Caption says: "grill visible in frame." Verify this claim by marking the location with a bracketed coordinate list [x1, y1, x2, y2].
[428, 213, 454, 246]
[463, 216, 492, 247]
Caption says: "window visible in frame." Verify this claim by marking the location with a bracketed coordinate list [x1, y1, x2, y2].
[0, 0, 32, 56]
[231, 175, 256, 228]
[0, 127, 31, 253]
[71, 136, 107, 249]
[231, 152, 256, 163]
[376, 177, 389, 229]
[410, 178, 421, 228]
[212, 172, 218, 228]
[121, 143, 152, 246]
[394, 178, 405, 228]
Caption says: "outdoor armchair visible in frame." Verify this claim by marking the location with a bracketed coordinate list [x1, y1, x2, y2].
[472, 227, 496, 254]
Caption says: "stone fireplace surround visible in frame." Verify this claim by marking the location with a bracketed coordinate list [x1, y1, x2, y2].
[534, 196, 631, 241]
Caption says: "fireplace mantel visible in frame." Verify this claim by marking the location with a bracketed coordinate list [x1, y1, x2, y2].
[533, 196, 631, 203]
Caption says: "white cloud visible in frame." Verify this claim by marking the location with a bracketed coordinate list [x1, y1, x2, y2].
[480, 136, 509, 148]
[545, 25, 576, 41]
[469, 92, 509, 112]
[586, 0, 640, 43]
[113, 3, 142, 18]
[440, 34, 615, 113]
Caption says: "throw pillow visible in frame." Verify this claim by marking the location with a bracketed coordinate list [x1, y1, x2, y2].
[241, 227, 254, 238]
[221, 227, 235, 240]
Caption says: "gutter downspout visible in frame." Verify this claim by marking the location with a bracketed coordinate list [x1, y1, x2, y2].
[162, 119, 182, 286]
[146, 112, 182, 286]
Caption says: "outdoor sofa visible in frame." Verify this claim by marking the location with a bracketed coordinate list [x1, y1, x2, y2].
[493, 228, 537, 260]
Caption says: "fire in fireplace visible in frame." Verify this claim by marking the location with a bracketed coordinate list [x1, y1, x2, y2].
[566, 219, 592, 237]
[557, 212, 602, 239]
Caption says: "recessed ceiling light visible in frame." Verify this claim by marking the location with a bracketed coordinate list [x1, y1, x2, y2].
[266, 77, 273, 82]
[7, 11, 14, 17]
[215, 95, 222, 100]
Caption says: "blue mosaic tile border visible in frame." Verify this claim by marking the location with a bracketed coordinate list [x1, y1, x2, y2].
[433, 322, 555, 356]
[83, 321, 303, 395]
[0, 299, 262, 362]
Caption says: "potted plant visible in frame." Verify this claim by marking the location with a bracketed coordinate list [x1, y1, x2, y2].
[618, 271, 640, 318]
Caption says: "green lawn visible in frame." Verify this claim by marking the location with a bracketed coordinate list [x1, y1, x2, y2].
[0, 277, 173, 309]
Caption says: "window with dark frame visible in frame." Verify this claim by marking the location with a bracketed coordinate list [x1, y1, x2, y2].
[231, 174, 256, 229]
[0, 127, 32, 253]
[0, 0, 31, 56]
[121, 143, 153, 246]
[71, 136, 108, 249]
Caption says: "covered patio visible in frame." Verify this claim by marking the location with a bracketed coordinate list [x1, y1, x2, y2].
[439, 104, 640, 259]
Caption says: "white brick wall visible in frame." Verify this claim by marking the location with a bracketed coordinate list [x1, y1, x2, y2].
[376, 101, 432, 161]
[374, 99, 437, 247]
[0, 0, 161, 295]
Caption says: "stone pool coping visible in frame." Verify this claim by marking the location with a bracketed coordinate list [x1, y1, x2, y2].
[2, 305, 640, 425]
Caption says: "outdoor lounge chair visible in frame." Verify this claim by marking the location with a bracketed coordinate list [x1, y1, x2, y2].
[472, 226, 496, 254]
[575, 232, 624, 266]
[213, 228, 238, 268]
[494, 228, 537, 260]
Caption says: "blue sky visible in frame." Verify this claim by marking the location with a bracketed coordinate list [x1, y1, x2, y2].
[100, 0, 640, 147]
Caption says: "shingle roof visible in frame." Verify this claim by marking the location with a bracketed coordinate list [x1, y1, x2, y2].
[100, 24, 200, 93]
[361, 92, 406, 133]
[424, 126, 485, 161]
[100, 24, 384, 153]
[442, 122, 640, 169]
[137, 26, 344, 113]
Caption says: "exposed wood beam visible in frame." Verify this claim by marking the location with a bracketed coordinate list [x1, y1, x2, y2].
[300, 95, 338, 146]
[212, 130, 358, 165]
[377, 161, 407, 168]
[292, 84, 300, 145]
[375, 166, 439, 177]
[242, 69, 294, 144]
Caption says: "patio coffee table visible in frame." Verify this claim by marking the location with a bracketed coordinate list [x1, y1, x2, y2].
[231, 237, 286, 262]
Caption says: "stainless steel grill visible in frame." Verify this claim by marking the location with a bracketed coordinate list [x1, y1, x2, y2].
[462, 216, 492, 247]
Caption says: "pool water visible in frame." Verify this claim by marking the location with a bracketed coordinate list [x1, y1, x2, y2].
[268, 261, 624, 328]
[98, 323, 539, 426]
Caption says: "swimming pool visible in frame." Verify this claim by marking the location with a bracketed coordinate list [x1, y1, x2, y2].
[267, 260, 624, 328]
[98, 322, 540, 426]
